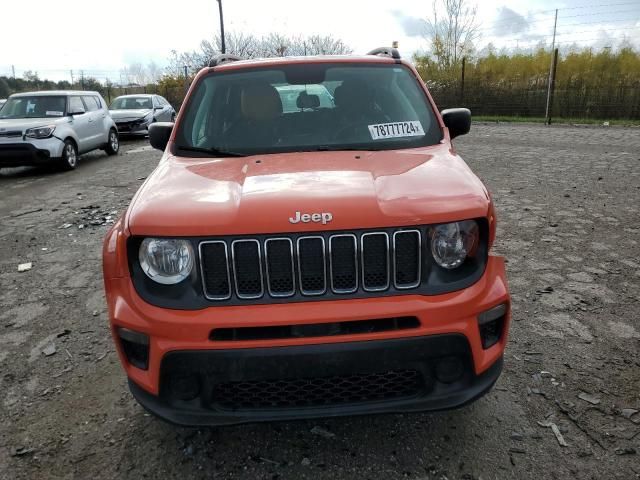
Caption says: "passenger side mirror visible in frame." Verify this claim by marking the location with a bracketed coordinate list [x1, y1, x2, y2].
[149, 122, 174, 151]
[69, 107, 85, 116]
[154, 106, 163, 110]
[441, 108, 471, 139]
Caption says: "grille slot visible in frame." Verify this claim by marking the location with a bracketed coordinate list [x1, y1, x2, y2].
[393, 230, 422, 289]
[0, 130, 22, 138]
[200, 241, 231, 300]
[329, 234, 358, 293]
[210, 316, 420, 341]
[231, 240, 263, 299]
[264, 238, 295, 297]
[297, 236, 326, 295]
[212, 369, 424, 410]
[361, 232, 390, 291]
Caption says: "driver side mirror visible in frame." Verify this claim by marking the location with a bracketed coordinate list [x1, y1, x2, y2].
[149, 122, 174, 151]
[69, 107, 85, 116]
[441, 108, 471, 139]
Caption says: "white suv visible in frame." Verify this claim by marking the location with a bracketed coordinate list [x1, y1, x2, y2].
[0, 90, 119, 170]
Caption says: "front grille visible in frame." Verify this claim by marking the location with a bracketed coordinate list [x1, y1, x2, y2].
[212, 369, 424, 409]
[200, 227, 424, 302]
[0, 130, 22, 138]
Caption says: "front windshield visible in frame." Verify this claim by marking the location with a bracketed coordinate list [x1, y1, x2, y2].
[110, 97, 153, 110]
[175, 63, 442, 155]
[0, 96, 67, 119]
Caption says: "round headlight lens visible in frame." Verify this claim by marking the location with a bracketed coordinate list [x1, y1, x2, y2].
[430, 220, 479, 269]
[138, 238, 194, 284]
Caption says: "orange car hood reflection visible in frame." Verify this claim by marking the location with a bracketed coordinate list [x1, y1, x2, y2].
[126, 143, 490, 237]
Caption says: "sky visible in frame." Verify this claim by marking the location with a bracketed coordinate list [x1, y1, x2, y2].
[0, 0, 638, 82]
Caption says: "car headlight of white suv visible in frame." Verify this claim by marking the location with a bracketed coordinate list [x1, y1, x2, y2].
[25, 125, 56, 139]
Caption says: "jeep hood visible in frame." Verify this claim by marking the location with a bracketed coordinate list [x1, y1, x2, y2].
[126, 144, 490, 236]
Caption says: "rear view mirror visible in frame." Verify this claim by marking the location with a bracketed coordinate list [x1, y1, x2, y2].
[149, 122, 174, 151]
[441, 108, 471, 139]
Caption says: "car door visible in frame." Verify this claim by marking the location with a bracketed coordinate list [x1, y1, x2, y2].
[68, 96, 92, 152]
[152, 96, 166, 121]
[82, 96, 104, 149]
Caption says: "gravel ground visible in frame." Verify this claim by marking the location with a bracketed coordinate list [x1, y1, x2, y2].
[1, 124, 639, 480]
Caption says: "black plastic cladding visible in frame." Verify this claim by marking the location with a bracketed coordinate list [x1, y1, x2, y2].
[127, 219, 489, 310]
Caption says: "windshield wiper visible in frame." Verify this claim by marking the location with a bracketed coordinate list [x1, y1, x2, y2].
[175, 145, 248, 157]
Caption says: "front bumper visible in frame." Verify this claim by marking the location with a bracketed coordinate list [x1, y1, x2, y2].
[130, 336, 503, 426]
[0, 140, 60, 167]
[106, 255, 510, 425]
[115, 120, 149, 135]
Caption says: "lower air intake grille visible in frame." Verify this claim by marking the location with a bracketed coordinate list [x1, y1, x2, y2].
[212, 369, 424, 409]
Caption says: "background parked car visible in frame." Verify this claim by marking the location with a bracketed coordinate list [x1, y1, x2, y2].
[0, 90, 119, 170]
[109, 94, 175, 136]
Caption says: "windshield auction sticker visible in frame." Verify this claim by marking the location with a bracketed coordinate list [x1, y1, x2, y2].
[368, 121, 424, 140]
[46, 111, 64, 117]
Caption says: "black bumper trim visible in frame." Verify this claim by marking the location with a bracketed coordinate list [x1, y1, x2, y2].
[0, 143, 53, 167]
[127, 335, 503, 426]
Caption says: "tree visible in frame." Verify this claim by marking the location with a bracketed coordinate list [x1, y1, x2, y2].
[0, 77, 10, 98]
[165, 31, 353, 75]
[423, 0, 479, 68]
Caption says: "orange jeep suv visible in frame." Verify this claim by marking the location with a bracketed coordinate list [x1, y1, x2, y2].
[102, 48, 510, 426]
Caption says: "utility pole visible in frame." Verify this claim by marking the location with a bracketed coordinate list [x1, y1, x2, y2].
[461, 57, 466, 104]
[12, 65, 16, 79]
[216, 0, 226, 54]
[544, 9, 558, 125]
[70, 70, 74, 87]
[545, 48, 559, 125]
[80, 70, 85, 90]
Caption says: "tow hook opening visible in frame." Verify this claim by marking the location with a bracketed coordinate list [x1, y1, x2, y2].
[477, 303, 508, 349]
[117, 328, 150, 370]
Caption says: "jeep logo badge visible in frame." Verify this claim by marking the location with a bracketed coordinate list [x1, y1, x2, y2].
[289, 211, 333, 225]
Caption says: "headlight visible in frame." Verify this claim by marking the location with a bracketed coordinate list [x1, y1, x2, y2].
[140, 113, 153, 124]
[430, 220, 479, 269]
[139, 238, 194, 284]
[25, 125, 56, 139]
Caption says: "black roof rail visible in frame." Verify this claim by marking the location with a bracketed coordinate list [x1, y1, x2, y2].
[367, 47, 401, 60]
[209, 54, 243, 67]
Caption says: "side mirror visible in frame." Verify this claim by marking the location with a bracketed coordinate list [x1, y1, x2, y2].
[441, 108, 471, 139]
[69, 107, 85, 116]
[149, 122, 174, 151]
[154, 106, 163, 110]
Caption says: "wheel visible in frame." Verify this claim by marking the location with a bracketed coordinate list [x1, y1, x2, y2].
[58, 139, 78, 171]
[104, 129, 119, 156]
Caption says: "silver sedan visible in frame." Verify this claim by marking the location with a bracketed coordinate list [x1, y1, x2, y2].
[109, 94, 175, 136]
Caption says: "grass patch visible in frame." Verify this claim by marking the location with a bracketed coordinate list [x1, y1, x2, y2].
[473, 115, 640, 126]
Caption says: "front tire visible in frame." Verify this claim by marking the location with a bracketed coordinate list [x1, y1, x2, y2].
[105, 129, 119, 156]
[58, 140, 78, 171]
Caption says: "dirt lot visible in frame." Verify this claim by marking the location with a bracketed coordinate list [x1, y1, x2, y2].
[1, 124, 639, 480]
